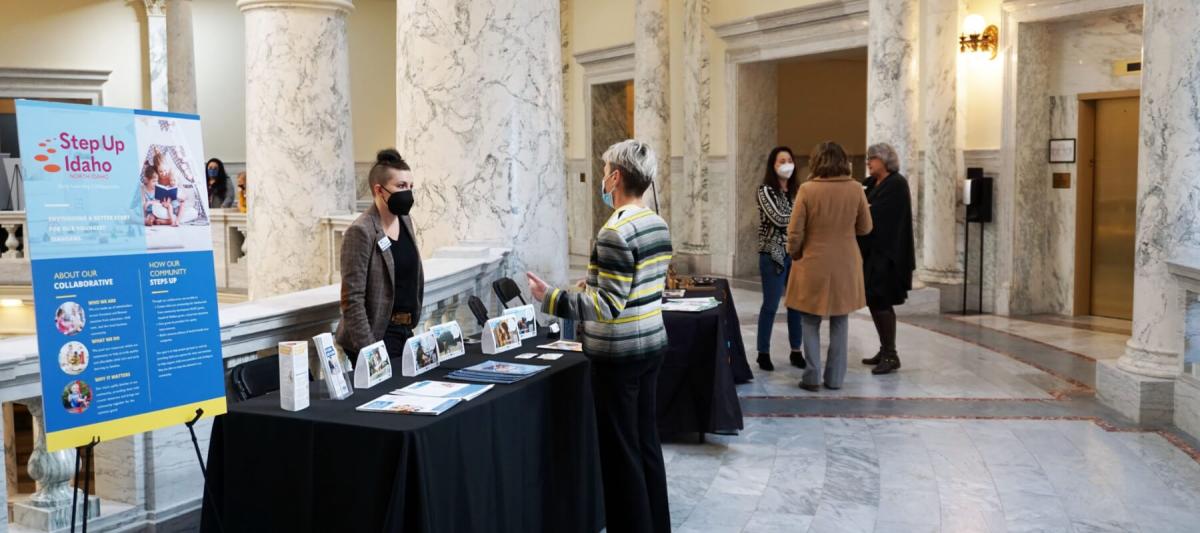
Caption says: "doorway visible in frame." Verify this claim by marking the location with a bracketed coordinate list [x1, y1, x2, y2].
[1074, 92, 1139, 320]
[588, 81, 634, 237]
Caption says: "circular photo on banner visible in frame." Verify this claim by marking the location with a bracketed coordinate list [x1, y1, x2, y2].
[61, 380, 93, 414]
[58, 341, 89, 375]
[54, 301, 86, 336]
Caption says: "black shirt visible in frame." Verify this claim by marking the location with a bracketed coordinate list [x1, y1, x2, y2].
[389, 225, 420, 314]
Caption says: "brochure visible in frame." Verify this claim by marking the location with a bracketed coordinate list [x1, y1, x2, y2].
[662, 297, 720, 313]
[447, 360, 550, 384]
[313, 333, 352, 400]
[430, 321, 466, 360]
[501, 304, 538, 340]
[395, 380, 493, 401]
[537, 340, 583, 352]
[356, 394, 460, 416]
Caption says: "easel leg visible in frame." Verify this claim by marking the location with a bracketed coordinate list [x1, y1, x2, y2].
[70, 437, 99, 533]
[186, 408, 225, 533]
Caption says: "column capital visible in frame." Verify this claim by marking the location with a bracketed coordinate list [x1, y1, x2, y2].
[144, 0, 166, 16]
[237, 0, 354, 14]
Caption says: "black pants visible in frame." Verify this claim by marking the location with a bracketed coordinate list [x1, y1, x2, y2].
[590, 354, 671, 533]
[383, 324, 412, 360]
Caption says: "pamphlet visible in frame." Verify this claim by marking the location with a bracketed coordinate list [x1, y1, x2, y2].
[502, 304, 538, 340]
[401, 331, 440, 377]
[537, 340, 583, 352]
[278, 341, 309, 412]
[482, 316, 522, 355]
[313, 333, 352, 400]
[395, 380, 493, 401]
[430, 321, 466, 361]
[661, 297, 720, 313]
[354, 341, 392, 389]
[447, 360, 550, 384]
[356, 394, 460, 416]
[539, 353, 564, 361]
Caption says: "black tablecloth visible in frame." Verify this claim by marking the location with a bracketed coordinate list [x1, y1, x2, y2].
[658, 279, 746, 437]
[202, 334, 604, 533]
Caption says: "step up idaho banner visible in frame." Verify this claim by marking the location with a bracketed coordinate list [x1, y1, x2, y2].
[16, 100, 227, 451]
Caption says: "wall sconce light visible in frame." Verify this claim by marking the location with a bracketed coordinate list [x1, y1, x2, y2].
[960, 14, 998, 60]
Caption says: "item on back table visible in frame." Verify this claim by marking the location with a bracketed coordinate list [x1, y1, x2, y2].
[690, 276, 715, 286]
[663, 289, 686, 299]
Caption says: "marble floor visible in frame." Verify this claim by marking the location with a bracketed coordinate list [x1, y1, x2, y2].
[653, 279, 1200, 532]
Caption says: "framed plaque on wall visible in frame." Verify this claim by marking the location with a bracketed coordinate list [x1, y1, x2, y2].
[1049, 138, 1076, 163]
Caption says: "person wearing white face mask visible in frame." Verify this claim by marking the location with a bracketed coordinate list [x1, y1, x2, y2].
[755, 146, 805, 371]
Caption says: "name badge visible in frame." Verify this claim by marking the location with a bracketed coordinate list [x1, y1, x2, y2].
[377, 236, 391, 252]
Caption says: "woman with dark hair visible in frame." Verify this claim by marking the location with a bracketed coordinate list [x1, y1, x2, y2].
[786, 141, 872, 392]
[335, 149, 425, 359]
[858, 143, 915, 375]
[205, 158, 236, 209]
[755, 146, 804, 371]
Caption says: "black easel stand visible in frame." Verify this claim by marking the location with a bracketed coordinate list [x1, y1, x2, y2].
[70, 436, 100, 533]
[961, 220, 986, 315]
[187, 408, 225, 533]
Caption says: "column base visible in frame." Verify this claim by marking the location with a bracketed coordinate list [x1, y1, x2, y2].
[1096, 359, 1175, 426]
[922, 280, 967, 313]
[892, 286, 941, 316]
[1174, 375, 1200, 442]
[917, 267, 964, 286]
[13, 493, 100, 531]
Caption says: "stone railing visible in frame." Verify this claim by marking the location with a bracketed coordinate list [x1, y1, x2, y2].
[0, 244, 509, 531]
[0, 210, 250, 292]
[1168, 251, 1200, 444]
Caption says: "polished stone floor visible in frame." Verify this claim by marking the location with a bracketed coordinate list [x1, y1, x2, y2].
[655, 280, 1200, 532]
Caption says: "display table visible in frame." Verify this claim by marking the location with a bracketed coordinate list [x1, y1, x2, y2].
[658, 278, 747, 438]
[201, 334, 604, 533]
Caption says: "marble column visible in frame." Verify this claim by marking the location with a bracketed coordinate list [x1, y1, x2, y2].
[144, 0, 169, 111]
[1098, 0, 1200, 424]
[165, 0, 198, 114]
[397, 0, 567, 285]
[239, 0, 356, 299]
[679, 0, 711, 269]
[917, 0, 962, 285]
[867, 0, 921, 265]
[635, 0, 671, 224]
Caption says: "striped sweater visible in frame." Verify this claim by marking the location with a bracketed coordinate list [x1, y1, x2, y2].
[543, 205, 673, 360]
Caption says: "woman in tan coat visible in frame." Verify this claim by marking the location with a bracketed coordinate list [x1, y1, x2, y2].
[785, 141, 873, 391]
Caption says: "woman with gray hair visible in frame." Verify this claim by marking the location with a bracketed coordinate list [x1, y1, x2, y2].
[527, 139, 672, 532]
[857, 142, 915, 375]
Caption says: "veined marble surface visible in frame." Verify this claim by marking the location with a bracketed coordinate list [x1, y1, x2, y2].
[145, 2, 169, 112]
[733, 62, 777, 279]
[681, 0, 711, 254]
[165, 0, 198, 114]
[867, 0, 921, 271]
[397, 0, 567, 285]
[634, 0, 672, 225]
[1122, 0, 1200, 378]
[1047, 7, 1143, 96]
[918, 0, 963, 285]
[241, 0, 355, 299]
[591, 83, 631, 235]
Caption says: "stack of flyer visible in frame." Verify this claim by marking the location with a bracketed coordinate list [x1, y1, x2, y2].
[355, 394, 460, 416]
[447, 361, 550, 384]
[394, 380, 493, 402]
[661, 297, 720, 313]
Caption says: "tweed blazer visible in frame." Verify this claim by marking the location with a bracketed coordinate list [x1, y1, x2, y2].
[335, 205, 424, 356]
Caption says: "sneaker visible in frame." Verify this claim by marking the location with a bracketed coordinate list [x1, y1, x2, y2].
[861, 351, 883, 365]
[789, 350, 807, 369]
[757, 352, 775, 371]
[872, 356, 902, 375]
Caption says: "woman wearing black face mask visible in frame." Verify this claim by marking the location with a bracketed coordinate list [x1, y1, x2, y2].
[335, 148, 425, 360]
[205, 158, 236, 208]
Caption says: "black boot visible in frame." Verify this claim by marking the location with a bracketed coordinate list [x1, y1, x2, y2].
[862, 351, 884, 365]
[872, 355, 901, 375]
[757, 352, 775, 371]
[789, 350, 807, 369]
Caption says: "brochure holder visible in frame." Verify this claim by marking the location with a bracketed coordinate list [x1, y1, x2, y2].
[278, 341, 309, 411]
[312, 333, 352, 399]
[482, 316, 522, 355]
[430, 321, 466, 361]
[501, 304, 539, 340]
[401, 331, 441, 377]
[354, 340, 392, 389]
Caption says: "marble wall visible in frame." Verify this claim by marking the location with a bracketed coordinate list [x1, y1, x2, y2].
[733, 61, 777, 278]
[397, 0, 568, 285]
[999, 7, 1144, 316]
[242, 0, 356, 299]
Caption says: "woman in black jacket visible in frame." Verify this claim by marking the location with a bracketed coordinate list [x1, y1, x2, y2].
[857, 143, 915, 375]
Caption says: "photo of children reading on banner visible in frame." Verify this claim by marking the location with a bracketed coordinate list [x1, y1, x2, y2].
[133, 115, 212, 252]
